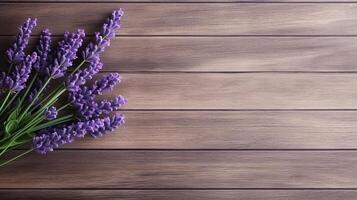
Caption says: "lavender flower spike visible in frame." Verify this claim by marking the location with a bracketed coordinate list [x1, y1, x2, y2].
[46, 30, 85, 79]
[89, 73, 121, 96]
[44, 106, 57, 120]
[7, 52, 37, 92]
[83, 9, 123, 61]
[33, 115, 124, 154]
[6, 18, 37, 64]
[33, 29, 52, 73]
[66, 56, 103, 92]
[92, 113, 125, 138]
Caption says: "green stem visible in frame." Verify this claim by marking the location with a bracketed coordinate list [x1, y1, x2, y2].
[29, 85, 63, 113]
[0, 111, 45, 145]
[32, 88, 66, 119]
[0, 115, 43, 156]
[0, 92, 19, 117]
[19, 77, 52, 121]
[0, 148, 34, 167]
[0, 83, 65, 147]
[71, 60, 87, 75]
[58, 103, 70, 112]
[30, 115, 73, 132]
[0, 92, 12, 113]
[18, 73, 38, 108]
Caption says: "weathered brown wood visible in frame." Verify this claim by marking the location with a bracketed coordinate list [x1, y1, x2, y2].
[4, 36, 357, 72]
[1, 190, 357, 200]
[114, 73, 357, 109]
[4, 3, 357, 35]
[62, 111, 357, 149]
[15, 73, 357, 109]
[1, 151, 357, 188]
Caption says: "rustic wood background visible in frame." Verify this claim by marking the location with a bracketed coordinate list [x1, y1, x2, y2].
[2, 0, 357, 199]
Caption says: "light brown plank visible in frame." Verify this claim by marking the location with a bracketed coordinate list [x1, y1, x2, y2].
[100, 37, 357, 72]
[63, 111, 357, 149]
[1, 190, 357, 200]
[4, 3, 357, 35]
[114, 73, 357, 109]
[1, 151, 357, 188]
[3, 36, 357, 72]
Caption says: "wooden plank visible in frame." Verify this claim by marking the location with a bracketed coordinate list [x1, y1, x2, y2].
[114, 73, 357, 109]
[4, 3, 357, 35]
[64, 111, 357, 149]
[2, 151, 357, 188]
[4, 36, 357, 72]
[1, 190, 357, 200]
[2, 73, 356, 110]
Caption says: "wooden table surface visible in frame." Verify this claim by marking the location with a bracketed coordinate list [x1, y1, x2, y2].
[2, 0, 357, 199]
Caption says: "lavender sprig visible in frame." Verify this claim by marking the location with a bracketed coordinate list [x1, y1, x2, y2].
[8, 52, 37, 92]
[46, 30, 85, 79]
[83, 9, 124, 61]
[33, 29, 52, 73]
[66, 56, 103, 92]
[33, 114, 125, 154]
[6, 18, 37, 65]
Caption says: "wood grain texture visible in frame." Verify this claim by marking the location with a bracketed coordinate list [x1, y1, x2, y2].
[116, 73, 357, 109]
[63, 111, 357, 149]
[2, 150, 357, 188]
[3, 1, 357, 199]
[4, 36, 357, 72]
[1, 190, 357, 200]
[4, 3, 357, 35]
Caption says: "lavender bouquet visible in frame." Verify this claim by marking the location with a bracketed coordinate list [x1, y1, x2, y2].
[0, 10, 126, 166]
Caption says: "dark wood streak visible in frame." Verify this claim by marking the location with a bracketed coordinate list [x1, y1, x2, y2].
[1, 190, 357, 200]
[5, 0, 357, 2]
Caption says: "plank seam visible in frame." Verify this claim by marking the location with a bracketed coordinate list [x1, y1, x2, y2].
[7, 35, 357, 37]
[2, 188, 357, 190]
[13, 149, 357, 151]
[119, 109, 357, 111]
[112, 71, 357, 73]
[6, 1, 357, 3]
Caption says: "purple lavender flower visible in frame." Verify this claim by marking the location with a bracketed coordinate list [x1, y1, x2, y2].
[44, 106, 57, 120]
[6, 18, 37, 64]
[68, 73, 121, 104]
[77, 95, 126, 120]
[91, 113, 125, 138]
[6, 52, 37, 92]
[82, 10, 123, 61]
[66, 56, 103, 92]
[46, 30, 85, 79]
[33, 114, 124, 154]
[89, 73, 121, 96]
[68, 73, 125, 120]
[33, 29, 52, 73]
